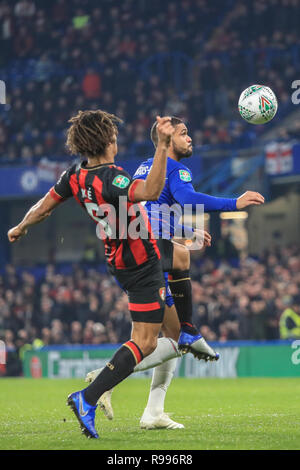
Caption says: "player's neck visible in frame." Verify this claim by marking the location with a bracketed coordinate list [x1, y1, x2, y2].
[167, 152, 180, 162]
[86, 153, 115, 168]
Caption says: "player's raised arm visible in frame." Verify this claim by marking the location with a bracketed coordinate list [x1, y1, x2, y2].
[130, 116, 174, 203]
[7, 192, 61, 243]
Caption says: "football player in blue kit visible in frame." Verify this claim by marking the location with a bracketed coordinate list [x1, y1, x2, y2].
[86, 116, 265, 429]
[132, 117, 264, 348]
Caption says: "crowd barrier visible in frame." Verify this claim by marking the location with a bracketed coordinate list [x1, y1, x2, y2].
[22, 340, 300, 379]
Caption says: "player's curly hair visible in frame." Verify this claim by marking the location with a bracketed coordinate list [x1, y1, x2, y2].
[150, 116, 183, 148]
[66, 109, 122, 158]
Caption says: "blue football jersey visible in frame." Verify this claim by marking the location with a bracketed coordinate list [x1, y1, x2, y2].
[133, 157, 194, 238]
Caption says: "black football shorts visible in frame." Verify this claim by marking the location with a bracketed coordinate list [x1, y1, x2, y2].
[112, 257, 166, 323]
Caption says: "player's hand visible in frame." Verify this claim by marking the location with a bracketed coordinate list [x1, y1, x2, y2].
[236, 191, 265, 209]
[177, 229, 212, 250]
[7, 225, 28, 243]
[156, 116, 175, 147]
[202, 230, 212, 247]
[193, 229, 212, 248]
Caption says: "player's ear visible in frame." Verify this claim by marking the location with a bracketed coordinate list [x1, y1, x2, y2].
[109, 134, 117, 146]
[107, 138, 117, 152]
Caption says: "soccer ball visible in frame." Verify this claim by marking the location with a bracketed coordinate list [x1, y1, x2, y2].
[238, 85, 278, 125]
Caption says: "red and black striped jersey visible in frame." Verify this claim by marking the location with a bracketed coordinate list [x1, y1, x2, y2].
[49, 161, 160, 271]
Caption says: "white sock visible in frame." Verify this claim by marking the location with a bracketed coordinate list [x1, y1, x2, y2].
[134, 337, 180, 372]
[143, 358, 178, 417]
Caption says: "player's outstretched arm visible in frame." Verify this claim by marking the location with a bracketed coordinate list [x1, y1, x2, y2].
[7, 192, 61, 243]
[131, 116, 174, 203]
[172, 185, 264, 212]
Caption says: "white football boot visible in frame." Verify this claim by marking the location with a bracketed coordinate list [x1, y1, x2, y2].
[140, 409, 184, 430]
[85, 368, 114, 420]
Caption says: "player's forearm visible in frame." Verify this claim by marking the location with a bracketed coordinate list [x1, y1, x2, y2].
[174, 188, 237, 212]
[18, 203, 51, 230]
[18, 191, 60, 231]
[144, 142, 168, 200]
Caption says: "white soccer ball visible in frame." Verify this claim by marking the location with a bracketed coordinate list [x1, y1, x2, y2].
[238, 85, 278, 125]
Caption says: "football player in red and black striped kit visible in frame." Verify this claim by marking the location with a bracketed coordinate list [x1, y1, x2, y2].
[7, 110, 175, 438]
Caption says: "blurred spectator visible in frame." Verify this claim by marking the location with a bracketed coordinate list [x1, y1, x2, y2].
[279, 295, 300, 339]
[82, 68, 101, 100]
[33, 54, 54, 82]
[72, 8, 89, 29]
[70, 321, 83, 344]
[13, 25, 34, 57]
[276, 127, 290, 142]
[14, 0, 36, 19]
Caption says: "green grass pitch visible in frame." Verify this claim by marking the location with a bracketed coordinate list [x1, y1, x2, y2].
[1, 377, 300, 450]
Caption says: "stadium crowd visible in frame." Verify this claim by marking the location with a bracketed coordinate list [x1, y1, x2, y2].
[0, 0, 299, 165]
[1, 245, 300, 375]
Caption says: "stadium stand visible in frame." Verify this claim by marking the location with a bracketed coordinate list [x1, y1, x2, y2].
[0, 0, 300, 165]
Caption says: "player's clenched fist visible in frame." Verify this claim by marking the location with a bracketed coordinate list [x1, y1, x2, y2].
[236, 191, 265, 209]
[7, 225, 27, 243]
[156, 116, 175, 147]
